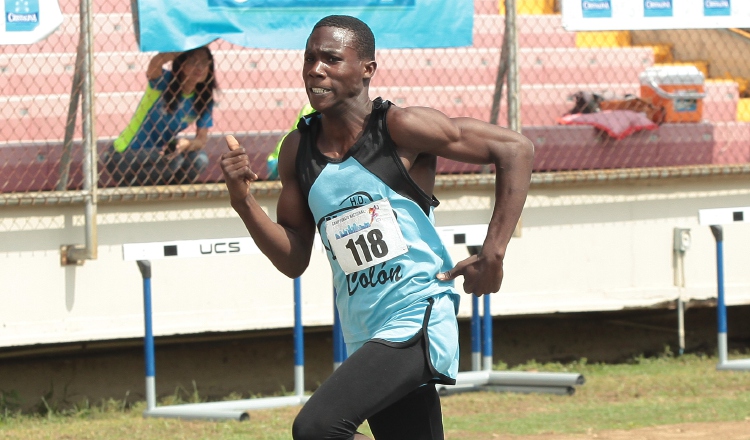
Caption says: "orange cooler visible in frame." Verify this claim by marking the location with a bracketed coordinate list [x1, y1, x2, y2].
[639, 66, 705, 123]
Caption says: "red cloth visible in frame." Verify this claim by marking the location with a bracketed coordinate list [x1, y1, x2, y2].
[557, 110, 658, 140]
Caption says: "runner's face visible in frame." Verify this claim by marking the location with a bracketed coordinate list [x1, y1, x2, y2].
[303, 27, 370, 110]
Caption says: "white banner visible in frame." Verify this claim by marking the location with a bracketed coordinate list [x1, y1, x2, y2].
[122, 237, 261, 261]
[562, 0, 750, 31]
[698, 207, 749, 226]
[1, 0, 62, 44]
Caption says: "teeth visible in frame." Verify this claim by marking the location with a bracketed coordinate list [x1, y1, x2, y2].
[311, 88, 329, 94]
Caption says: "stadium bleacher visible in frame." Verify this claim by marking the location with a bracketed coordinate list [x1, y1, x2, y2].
[1, 0, 748, 193]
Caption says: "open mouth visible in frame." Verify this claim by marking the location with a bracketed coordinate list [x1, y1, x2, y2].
[310, 87, 331, 95]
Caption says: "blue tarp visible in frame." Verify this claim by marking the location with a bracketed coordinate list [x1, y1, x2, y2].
[135, 0, 472, 52]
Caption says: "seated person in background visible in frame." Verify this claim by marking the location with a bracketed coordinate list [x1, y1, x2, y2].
[266, 103, 316, 180]
[103, 46, 218, 186]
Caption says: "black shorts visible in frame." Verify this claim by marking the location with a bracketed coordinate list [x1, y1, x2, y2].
[291, 331, 444, 440]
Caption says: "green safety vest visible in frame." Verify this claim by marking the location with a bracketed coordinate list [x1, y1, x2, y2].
[268, 103, 316, 162]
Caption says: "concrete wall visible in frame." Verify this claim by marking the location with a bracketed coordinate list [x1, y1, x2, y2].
[2, 174, 750, 350]
[5, 305, 749, 412]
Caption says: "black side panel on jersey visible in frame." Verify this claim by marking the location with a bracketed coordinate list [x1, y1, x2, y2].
[295, 112, 326, 202]
[351, 98, 438, 216]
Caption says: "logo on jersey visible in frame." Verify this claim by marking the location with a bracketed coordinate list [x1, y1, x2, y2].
[317, 191, 377, 254]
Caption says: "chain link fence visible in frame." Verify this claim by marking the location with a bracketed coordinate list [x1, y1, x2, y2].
[2, 0, 750, 201]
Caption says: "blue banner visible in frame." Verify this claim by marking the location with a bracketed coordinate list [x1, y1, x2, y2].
[135, 0, 472, 52]
[208, 0, 415, 7]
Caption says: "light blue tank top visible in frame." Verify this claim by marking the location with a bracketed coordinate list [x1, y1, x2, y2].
[295, 98, 461, 381]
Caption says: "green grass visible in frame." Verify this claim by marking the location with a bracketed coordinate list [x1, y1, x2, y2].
[1, 353, 749, 439]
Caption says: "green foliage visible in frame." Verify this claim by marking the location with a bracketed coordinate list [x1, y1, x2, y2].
[0, 389, 22, 419]
[222, 392, 244, 402]
[160, 381, 204, 407]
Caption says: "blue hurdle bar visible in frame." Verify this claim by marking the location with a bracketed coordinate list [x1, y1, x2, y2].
[483, 294, 493, 371]
[137, 261, 157, 411]
[293, 277, 304, 396]
[442, 243, 585, 396]
[333, 288, 347, 370]
[138, 264, 310, 420]
[471, 294, 481, 371]
[710, 225, 750, 371]
[699, 207, 750, 371]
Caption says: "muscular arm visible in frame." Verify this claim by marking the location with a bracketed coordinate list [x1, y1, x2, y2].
[388, 106, 535, 295]
[220, 133, 316, 278]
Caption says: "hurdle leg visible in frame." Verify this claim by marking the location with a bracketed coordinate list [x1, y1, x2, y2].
[710, 226, 729, 366]
[137, 260, 157, 411]
[333, 288, 346, 370]
[483, 294, 493, 371]
[293, 277, 304, 397]
[471, 295, 481, 371]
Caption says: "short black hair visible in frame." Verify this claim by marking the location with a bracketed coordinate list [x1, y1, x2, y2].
[312, 15, 375, 61]
[164, 46, 216, 117]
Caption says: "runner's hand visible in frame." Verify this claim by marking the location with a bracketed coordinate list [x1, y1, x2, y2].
[436, 252, 504, 296]
[221, 135, 258, 204]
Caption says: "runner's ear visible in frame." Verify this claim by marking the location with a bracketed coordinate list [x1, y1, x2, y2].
[363, 60, 377, 79]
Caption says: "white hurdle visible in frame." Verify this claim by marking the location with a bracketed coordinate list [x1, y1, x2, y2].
[698, 207, 750, 371]
[122, 223, 585, 421]
[435, 225, 585, 395]
[122, 237, 309, 421]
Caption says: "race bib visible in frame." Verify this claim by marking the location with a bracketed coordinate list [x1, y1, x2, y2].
[325, 199, 408, 274]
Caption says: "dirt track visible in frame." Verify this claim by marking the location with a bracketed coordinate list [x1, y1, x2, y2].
[503, 421, 750, 439]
